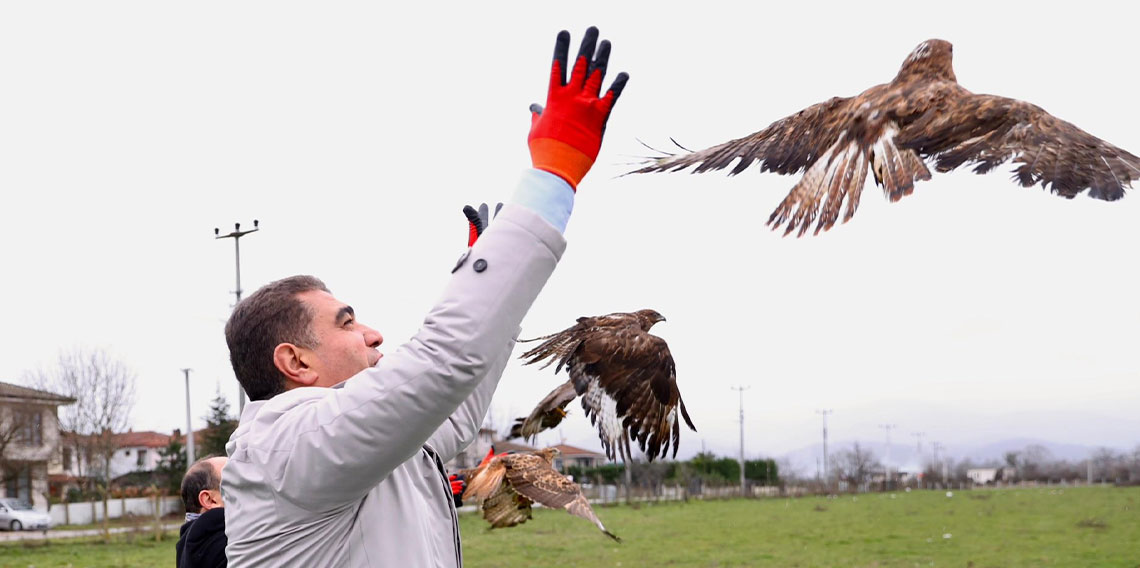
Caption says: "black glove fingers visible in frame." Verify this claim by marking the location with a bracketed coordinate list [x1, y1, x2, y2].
[573, 27, 599, 85]
[588, 40, 611, 93]
[552, 30, 571, 87]
[463, 205, 484, 235]
[607, 72, 630, 106]
[477, 203, 490, 228]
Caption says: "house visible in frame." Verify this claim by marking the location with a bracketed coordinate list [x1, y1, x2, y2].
[967, 468, 998, 485]
[108, 430, 174, 479]
[548, 444, 607, 471]
[0, 381, 76, 510]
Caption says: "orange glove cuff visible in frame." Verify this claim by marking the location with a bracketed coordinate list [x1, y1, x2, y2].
[528, 137, 594, 190]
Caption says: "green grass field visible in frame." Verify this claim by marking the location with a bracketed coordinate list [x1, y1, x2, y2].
[2, 486, 1136, 567]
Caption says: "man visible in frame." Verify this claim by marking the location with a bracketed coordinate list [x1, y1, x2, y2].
[221, 27, 628, 567]
[177, 456, 228, 568]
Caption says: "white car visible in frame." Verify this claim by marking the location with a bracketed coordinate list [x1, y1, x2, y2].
[0, 498, 52, 531]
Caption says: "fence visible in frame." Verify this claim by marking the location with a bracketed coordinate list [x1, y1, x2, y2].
[48, 496, 182, 526]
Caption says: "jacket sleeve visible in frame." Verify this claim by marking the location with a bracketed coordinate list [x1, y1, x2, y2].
[423, 331, 514, 463]
[245, 203, 566, 512]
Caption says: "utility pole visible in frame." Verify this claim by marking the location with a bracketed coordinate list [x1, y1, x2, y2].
[731, 386, 750, 496]
[215, 220, 259, 413]
[932, 441, 947, 486]
[912, 431, 925, 454]
[879, 424, 897, 487]
[816, 409, 833, 489]
[182, 368, 195, 465]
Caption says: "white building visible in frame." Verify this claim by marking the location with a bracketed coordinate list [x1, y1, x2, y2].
[0, 381, 75, 510]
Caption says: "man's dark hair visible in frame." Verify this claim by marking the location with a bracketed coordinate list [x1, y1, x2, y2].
[225, 275, 329, 402]
[181, 456, 222, 514]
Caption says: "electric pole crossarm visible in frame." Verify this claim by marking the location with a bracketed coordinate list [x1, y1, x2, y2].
[215, 219, 260, 413]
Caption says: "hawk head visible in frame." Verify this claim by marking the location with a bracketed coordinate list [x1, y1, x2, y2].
[535, 447, 561, 463]
[896, 39, 956, 83]
[634, 309, 666, 331]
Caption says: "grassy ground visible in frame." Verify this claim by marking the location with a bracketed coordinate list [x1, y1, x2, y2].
[1, 486, 1136, 567]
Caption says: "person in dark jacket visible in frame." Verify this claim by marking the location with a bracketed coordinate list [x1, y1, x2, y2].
[176, 456, 228, 568]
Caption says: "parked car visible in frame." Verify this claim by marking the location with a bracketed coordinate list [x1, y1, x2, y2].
[0, 498, 52, 531]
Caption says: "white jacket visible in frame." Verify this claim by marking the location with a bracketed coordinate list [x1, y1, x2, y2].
[222, 202, 566, 567]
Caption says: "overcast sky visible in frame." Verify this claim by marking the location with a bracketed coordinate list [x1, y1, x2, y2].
[3, 1, 1138, 469]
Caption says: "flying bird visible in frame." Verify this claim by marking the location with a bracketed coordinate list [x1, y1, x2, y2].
[517, 309, 696, 462]
[462, 448, 621, 542]
[507, 380, 577, 442]
[631, 39, 1140, 236]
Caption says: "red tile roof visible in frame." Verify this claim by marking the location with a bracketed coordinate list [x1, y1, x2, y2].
[550, 444, 606, 458]
[112, 430, 176, 449]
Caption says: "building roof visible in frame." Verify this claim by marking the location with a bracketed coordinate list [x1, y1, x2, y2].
[550, 444, 606, 458]
[0, 381, 76, 404]
[492, 440, 537, 454]
[112, 430, 174, 449]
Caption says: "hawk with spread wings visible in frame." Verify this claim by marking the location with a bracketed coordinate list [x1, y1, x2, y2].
[515, 309, 696, 462]
[632, 39, 1140, 236]
[463, 448, 621, 542]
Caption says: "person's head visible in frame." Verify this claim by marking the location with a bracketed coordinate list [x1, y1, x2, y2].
[181, 456, 227, 513]
[225, 275, 384, 401]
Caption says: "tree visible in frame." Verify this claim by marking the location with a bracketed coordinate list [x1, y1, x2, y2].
[0, 405, 42, 491]
[155, 437, 187, 493]
[833, 442, 880, 487]
[25, 347, 136, 542]
[199, 388, 237, 459]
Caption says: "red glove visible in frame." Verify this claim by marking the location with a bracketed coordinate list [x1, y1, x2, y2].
[462, 203, 502, 246]
[528, 26, 629, 190]
[448, 474, 465, 496]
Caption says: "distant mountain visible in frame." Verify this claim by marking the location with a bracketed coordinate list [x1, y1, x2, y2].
[778, 437, 1126, 477]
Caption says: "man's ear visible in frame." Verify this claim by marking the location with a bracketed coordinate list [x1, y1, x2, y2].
[198, 489, 223, 511]
[272, 343, 318, 387]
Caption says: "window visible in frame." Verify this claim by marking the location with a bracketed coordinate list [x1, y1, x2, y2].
[62, 448, 72, 470]
[3, 467, 32, 503]
[14, 409, 42, 447]
[136, 449, 147, 467]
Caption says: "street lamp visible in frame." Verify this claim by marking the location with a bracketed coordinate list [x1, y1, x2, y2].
[215, 220, 259, 412]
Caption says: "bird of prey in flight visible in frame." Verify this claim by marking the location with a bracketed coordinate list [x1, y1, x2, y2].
[632, 39, 1140, 236]
[463, 447, 621, 542]
[515, 309, 696, 462]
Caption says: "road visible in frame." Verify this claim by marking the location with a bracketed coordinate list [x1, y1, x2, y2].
[0, 522, 182, 542]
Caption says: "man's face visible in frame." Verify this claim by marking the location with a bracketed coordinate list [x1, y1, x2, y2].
[296, 289, 384, 387]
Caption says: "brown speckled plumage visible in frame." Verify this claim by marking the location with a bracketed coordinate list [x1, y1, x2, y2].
[632, 39, 1140, 236]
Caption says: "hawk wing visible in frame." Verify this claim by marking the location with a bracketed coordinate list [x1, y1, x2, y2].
[632, 95, 856, 177]
[520, 312, 697, 462]
[572, 330, 696, 462]
[630, 91, 935, 236]
[503, 453, 620, 542]
[896, 93, 1140, 201]
[507, 380, 578, 442]
[462, 457, 534, 529]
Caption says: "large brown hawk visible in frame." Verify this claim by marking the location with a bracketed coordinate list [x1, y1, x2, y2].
[515, 309, 696, 462]
[631, 39, 1140, 236]
[462, 448, 621, 542]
